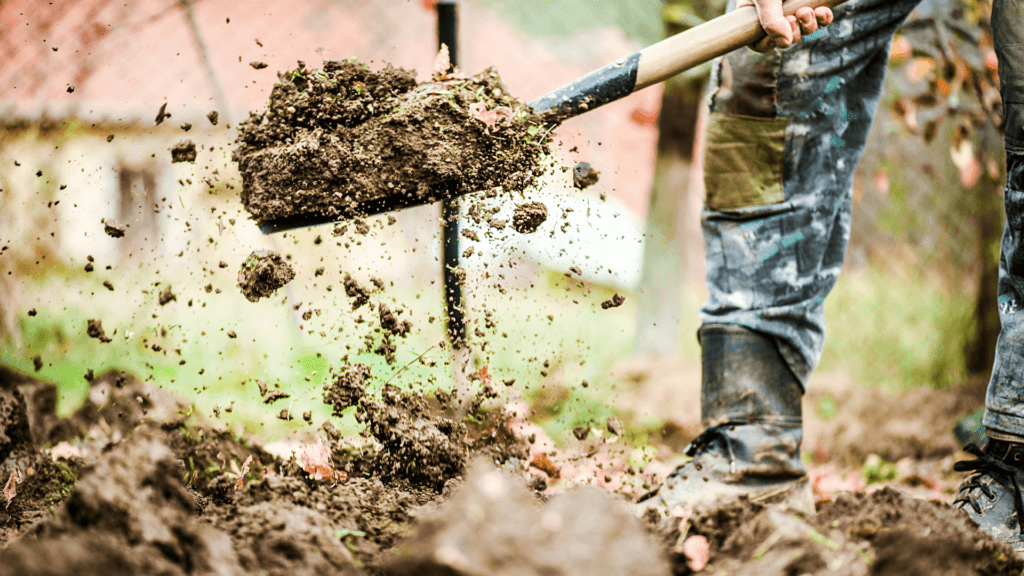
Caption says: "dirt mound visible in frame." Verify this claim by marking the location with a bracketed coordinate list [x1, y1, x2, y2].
[233, 59, 555, 223]
[384, 461, 668, 576]
[654, 487, 1024, 575]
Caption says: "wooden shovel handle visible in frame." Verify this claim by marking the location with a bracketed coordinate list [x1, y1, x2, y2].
[529, 0, 848, 118]
[636, 0, 848, 91]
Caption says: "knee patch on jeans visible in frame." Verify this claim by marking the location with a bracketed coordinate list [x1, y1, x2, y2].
[703, 113, 787, 210]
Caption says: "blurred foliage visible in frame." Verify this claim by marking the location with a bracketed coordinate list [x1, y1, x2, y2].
[475, 0, 663, 47]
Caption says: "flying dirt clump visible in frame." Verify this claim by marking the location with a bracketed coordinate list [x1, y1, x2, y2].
[86, 319, 112, 343]
[170, 140, 197, 163]
[323, 363, 372, 414]
[234, 58, 557, 224]
[511, 201, 548, 233]
[237, 250, 295, 302]
[102, 219, 126, 238]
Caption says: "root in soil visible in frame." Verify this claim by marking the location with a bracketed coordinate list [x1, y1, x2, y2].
[233, 59, 556, 223]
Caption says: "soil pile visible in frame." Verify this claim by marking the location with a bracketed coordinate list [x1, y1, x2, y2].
[233, 59, 556, 223]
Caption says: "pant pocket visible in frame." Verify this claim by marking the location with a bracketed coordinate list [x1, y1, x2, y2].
[704, 113, 787, 211]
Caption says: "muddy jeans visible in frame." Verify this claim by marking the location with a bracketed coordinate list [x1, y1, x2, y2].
[700, 0, 1024, 436]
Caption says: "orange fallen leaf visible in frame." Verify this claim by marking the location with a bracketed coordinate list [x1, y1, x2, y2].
[890, 35, 911, 64]
[529, 453, 560, 479]
[681, 535, 710, 571]
[468, 102, 513, 133]
[4, 469, 22, 509]
[299, 440, 345, 481]
[235, 455, 253, 490]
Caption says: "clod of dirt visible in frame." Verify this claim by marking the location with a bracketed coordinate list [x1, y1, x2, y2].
[207, 110, 219, 125]
[102, 219, 126, 238]
[511, 201, 548, 234]
[343, 273, 371, 310]
[170, 140, 197, 163]
[0, 381, 32, 464]
[234, 59, 555, 223]
[86, 319, 112, 343]
[572, 426, 590, 441]
[31, 356, 42, 372]
[1, 431, 244, 576]
[154, 102, 169, 125]
[237, 250, 295, 302]
[218, 502, 361, 575]
[250, 61, 268, 70]
[384, 462, 668, 576]
[601, 293, 625, 309]
[158, 285, 176, 306]
[572, 162, 600, 190]
[323, 364, 371, 416]
[378, 303, 411, 337]
[102, 280, 114, 291]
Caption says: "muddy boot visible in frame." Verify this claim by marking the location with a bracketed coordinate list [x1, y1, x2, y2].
[635, 324, 814, 518]
[952, 439, 1024, 557]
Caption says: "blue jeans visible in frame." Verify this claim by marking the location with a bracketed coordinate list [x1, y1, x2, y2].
[700, 0, 1024, 436]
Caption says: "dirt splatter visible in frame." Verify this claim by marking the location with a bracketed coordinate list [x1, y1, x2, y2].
[572, 162, 600, 189]
[102, 219, 126, 238]
[601, 293, 625, 309]
[170, 140, 197, 163]
[158, 285, 176, 305]
[237, 250, 295, 302]
[343, 273, 371, 310]
[234, 59, 555, 223]
[511, 201, 548, 233]
[86, 319, 112, 343]
[323, 363, 371, 415]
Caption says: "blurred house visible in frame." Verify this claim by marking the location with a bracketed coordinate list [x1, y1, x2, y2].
[0, 0, 660, 290]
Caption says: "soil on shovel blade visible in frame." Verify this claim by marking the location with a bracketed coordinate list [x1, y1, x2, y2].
[234, 59, 556, 224]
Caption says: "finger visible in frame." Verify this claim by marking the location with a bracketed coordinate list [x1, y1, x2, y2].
[788, 15, 802, 44]
[751, 36, 776, 53]
[796, 7, 818, 34]
[814, 7, 833, 27]
[755, 0, 793, 48]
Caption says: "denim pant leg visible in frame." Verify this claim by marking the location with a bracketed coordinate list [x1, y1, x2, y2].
[700, 0, 921, 389]
[983, 0, 1024, 437]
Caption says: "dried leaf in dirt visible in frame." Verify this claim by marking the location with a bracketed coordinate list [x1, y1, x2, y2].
[3, 468, 21, 509]
[298, 440, 343, 481]
[235, 455, 252, 490]
[681, 535, 710, 572]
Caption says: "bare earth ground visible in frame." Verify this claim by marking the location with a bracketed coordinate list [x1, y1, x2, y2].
[1, 356, 1020, 576]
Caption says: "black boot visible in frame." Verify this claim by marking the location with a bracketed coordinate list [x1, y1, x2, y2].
[953, 438, 1024, 557]
[635, 324, 813, 517]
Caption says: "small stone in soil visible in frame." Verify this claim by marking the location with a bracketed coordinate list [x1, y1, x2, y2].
[601, 293, 625, 309]
[512, 201, 547, 234]
[87, 319, 112, 343]
[103, 219, 126, 238]
[171, 140, 197, 163]
[237, 250, 295, 302]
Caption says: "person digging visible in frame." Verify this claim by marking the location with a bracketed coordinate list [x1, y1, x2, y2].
[634, 0, 1024, 557]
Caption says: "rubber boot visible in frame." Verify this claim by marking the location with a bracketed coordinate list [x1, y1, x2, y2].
[635, 324, 814, 518]
[953, 438, 1024, 557]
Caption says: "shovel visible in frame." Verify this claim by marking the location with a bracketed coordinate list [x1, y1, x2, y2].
[258, 0, 847, 234]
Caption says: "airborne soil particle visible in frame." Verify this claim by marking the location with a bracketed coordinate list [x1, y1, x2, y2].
[207, 110, 219, 125]
[234, 59, 556, 223]
[324, 363, 371, 415]
[86, 319, 112, 343]
[512, 201, 548, 233]
[158, 285, 176, 305]
[237, 250, 295, 302]
[170, 140, 197, 163]
[250, 61, 268, 69]
[102, 219, 126, 238]
[601, 293, 625, 309]
[343, 273, 371, 310]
